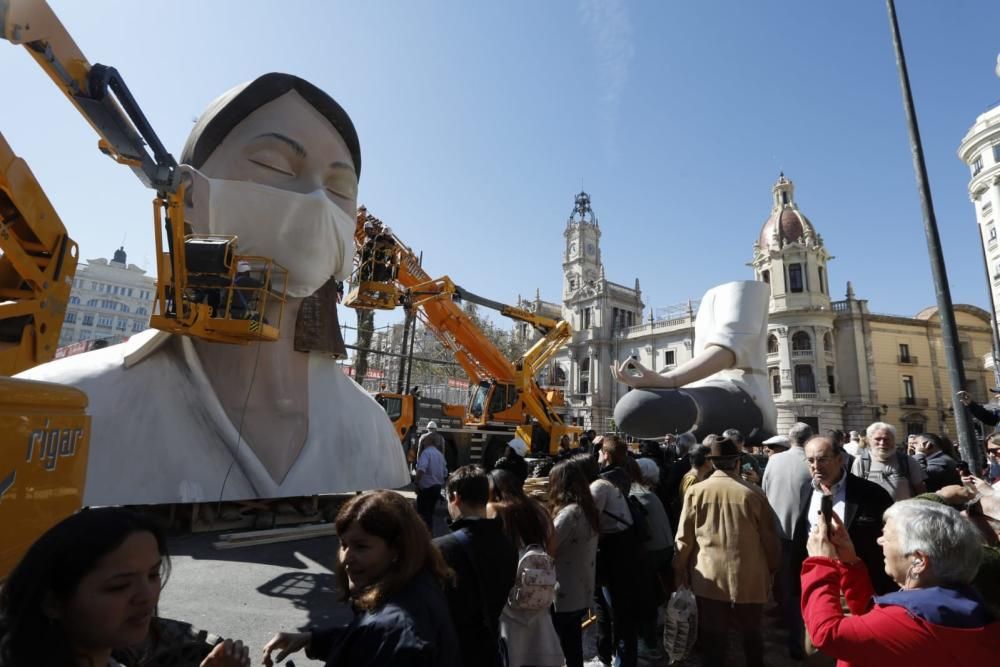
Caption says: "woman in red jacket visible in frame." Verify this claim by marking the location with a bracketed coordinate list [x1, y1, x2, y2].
[801, 498, 999, 665]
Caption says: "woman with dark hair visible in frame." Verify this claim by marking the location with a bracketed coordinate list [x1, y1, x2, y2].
[0, 508, 249, 667]
[547, 458, 600, 667]
[488, 469, 554, 551]
[262, 490, 459, 666]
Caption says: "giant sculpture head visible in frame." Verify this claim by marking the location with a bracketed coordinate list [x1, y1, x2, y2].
[180, 73, 361, 298]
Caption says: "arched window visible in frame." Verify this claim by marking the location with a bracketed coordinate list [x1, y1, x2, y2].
[792, 331, 812, 352]
[767, 334, 779, 355]
[761, 270, 770, 284]
[770, 367, 781, 395]
[794, 365, 816, 393]
[823, 332, 833, 352]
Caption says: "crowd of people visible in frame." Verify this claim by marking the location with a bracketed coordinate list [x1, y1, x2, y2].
[3, 418, 1000, 667]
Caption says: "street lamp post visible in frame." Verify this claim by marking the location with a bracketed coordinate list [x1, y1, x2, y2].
[885, 0, 981, 466]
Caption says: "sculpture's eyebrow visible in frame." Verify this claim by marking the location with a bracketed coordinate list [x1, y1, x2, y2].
[253, 132, 306, 158]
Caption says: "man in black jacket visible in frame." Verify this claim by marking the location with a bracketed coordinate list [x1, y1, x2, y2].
[797, 436, 895, 594]
[434, 465, 517, 667]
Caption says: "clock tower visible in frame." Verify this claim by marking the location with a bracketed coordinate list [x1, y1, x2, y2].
[563, 191, 602, 297]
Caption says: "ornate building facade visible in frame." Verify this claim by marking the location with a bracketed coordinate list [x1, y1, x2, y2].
[529, 181, 994, 437]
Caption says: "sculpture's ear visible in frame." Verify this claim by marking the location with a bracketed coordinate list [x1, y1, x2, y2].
[178, 166, 210, 232]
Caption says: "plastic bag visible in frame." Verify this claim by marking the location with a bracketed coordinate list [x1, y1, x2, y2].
[662, 587, 697, 664]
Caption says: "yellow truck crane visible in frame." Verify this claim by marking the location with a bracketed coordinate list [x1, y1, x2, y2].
[346, 209, 579, 468]
[1, 0, 287, 578]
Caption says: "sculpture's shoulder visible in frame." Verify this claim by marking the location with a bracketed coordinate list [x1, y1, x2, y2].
[16, 330, 170, 389]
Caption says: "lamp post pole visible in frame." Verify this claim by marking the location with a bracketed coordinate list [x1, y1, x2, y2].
[885, 0, 980, 466]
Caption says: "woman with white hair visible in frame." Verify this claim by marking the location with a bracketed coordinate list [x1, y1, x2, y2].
[802, 499, 1000, 664]
[631, 457, 674, 659]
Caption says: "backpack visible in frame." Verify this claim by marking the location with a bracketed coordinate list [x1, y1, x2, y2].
[858, 449, 911, 490]
[602, 491, 652, 544]
[507, 544, 557, 611]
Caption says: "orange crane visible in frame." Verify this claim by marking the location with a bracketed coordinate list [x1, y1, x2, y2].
[346, 208, 578, 467]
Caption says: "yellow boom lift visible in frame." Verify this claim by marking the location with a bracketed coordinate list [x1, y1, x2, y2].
[346, 209, 579, 467]
[1, 0, 288, 577]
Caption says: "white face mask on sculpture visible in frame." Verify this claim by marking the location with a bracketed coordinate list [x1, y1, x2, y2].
[193, 170, 355, 298]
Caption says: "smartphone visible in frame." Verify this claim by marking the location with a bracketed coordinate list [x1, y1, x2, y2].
[820, 494, 833, 529]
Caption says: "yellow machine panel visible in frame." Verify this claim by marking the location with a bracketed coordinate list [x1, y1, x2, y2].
[0, 377, 89, 578]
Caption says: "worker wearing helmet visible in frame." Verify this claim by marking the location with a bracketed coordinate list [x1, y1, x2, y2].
[415, 422, 447, 532]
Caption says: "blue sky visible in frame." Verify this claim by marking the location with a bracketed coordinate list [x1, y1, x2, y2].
[4, 1, 1000, 337]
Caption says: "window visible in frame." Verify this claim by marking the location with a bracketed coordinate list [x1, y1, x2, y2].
[794, 365, 816, 393]
[990, 225, 997, 242]
[823, 332, 833, 352]
[826, 365, 836, 394]
[583, 307, 591, 329]
[120, 304, 130, 314]
[781, 191, 788, 205]
[116, 319, 127, 331]
[569, 278, 576, 290]
[788, 263, 803, 292]
[818, 266, 826, 295]
[899, 343, 911, 363]
[82, 314, 94, 326]
[136, 307, 148, 316]
[792, 331, 812, 352]
[128, 288, 134, 297]
[86, 299, 98, 307]
[132, 320, 145, 333]
[579, 357, 590, 395]
[903, 375, 915, 403]
[664, 350, 676, 368]
[761, 270, 770, 284]
[994, 144, 1000, 164]
[90, 281, 97, 290]
[770, 368, 781, 395]
[973, 156, 984, 176]
[960, 340, 973, 359]
[767, 334, 779, 355]
[70, 296, 80, 305]
[113, 286, 119, 295]
[905, 421, 924, 437]
[97, 315, 113, 328]
[65, 311, 76, 324]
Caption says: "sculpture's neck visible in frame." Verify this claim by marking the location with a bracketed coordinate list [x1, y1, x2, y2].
[192, 298, 309, 484]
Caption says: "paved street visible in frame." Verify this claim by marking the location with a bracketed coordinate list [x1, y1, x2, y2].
[159, 498, 833, 667]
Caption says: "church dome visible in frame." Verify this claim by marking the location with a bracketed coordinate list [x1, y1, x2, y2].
[757, 174, 820, 252]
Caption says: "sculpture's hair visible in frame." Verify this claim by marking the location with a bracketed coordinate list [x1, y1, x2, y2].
[181, 72, 361, 178]
[883, 500, 983, 586]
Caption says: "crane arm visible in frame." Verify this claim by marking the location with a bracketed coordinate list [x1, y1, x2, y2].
[1, 0, 177, 190]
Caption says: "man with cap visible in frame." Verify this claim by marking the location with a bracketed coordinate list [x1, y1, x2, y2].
[762, 434, 790, 458]
[415, 421, 448, 532]
[673, 433, 780, 667]
[492, 436, 529, 488]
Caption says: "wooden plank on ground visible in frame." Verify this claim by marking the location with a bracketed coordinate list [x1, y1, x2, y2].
[212, 524, 337, 550]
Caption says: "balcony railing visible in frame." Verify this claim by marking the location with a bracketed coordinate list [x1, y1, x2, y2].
[897, 355, 918, 365]
[793, 392, 817, 400]
[900, 397, 929, 407]
[791, 349, 813, 358]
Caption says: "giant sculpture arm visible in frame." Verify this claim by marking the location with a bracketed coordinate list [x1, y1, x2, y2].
[612, 345, 736, 390]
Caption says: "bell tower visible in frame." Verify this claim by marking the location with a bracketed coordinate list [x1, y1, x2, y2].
[563, 191, 602, 298]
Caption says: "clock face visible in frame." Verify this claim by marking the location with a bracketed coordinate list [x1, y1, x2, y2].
[586, 243, 595, 256]
[569, 242, 577, 256]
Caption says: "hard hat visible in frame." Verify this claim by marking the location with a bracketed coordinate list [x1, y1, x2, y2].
[507, 437, 529, 457]
[427, 421, 438, 430]
[237, 261, 251, 273]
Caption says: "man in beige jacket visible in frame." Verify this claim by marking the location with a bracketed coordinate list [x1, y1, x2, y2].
[674, 434, 780, 667]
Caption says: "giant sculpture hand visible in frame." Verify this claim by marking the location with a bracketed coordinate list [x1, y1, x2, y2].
[612, 281, 777, 443]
